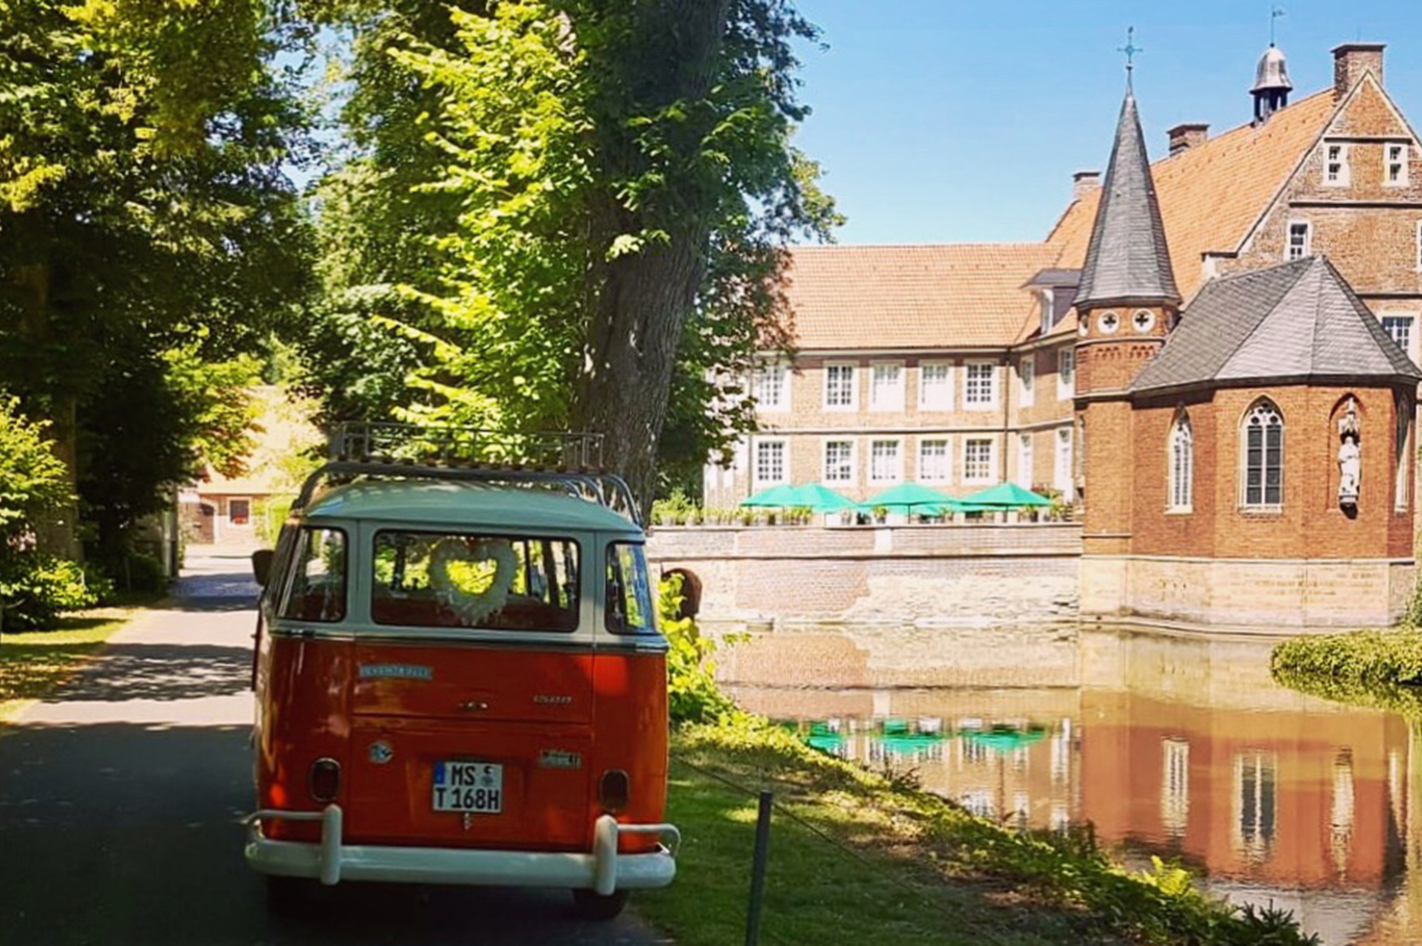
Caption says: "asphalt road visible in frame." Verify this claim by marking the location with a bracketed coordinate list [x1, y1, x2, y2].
[0, 551, 668, 946]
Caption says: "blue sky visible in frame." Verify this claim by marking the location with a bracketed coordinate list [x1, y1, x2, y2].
[792, 1, 1422, 244]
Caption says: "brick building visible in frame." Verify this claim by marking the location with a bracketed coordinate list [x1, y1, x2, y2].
[704, 41, 1422, 629]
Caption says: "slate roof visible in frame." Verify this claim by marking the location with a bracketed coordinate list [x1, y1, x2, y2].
[1130, 256, 1422, 394]
[1050, 90, 1336, 300]
[1073, 92, 1181, 309]
[784, 243, 1065, 350]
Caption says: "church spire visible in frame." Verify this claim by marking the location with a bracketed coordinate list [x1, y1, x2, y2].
[1073, 91, 1180, 310]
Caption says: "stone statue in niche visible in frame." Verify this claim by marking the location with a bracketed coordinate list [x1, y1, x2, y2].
[1338, 397, 1361, 508]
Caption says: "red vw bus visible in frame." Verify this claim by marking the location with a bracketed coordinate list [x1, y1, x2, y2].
[244, 442, 677, 919]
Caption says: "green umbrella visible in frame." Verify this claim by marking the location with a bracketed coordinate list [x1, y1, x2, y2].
[960, 482, 1053, 509]
[960, 726, 1047, 753]
[862, 482, 956, 514]
[783, 483, 858, 512]
[739, 483, 798, 507]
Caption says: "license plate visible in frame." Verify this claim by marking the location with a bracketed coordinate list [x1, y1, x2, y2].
[432, 761, 503, 813]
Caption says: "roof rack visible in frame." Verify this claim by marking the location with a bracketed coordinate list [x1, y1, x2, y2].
[294, 424, 640, 526]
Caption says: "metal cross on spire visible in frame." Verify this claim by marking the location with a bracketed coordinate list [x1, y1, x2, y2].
[1118, 26, 1142, 86]
[1271, 6, 1286, 46]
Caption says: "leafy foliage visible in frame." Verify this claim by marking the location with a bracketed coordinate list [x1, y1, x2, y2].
[658, 573, 737, 725]
[1271, 628, 1422, 686]
[0, 398, 70, 547]
[0, 555, 105, 631]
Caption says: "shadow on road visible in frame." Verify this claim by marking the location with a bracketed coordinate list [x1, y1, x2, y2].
[48, 643, 252, 703]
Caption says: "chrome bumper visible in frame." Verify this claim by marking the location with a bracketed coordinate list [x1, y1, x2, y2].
[243, 806, 679, 894]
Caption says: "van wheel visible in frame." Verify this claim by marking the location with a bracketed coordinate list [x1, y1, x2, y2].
[571, 888, 628, 920]
[266, 876, 315, 917]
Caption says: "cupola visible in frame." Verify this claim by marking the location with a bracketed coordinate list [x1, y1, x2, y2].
[1252, 44, 1292, 122]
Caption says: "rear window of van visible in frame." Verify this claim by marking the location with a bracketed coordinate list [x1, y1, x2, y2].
[371, 531, 580, 632]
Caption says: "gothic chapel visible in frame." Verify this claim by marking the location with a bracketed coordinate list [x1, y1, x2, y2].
[1075, 72, 1422, 630]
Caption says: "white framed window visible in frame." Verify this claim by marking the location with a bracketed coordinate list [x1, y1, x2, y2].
[869, 363, 904, 412]
[1241, 400, 1284, 508]
[1382, 314, 1415, 361]
[1397, 392, 1413, 511]
[753, 439, 787, 486]
[1169, 415, 1193, 511]
[1324, 143, 1350, 186]
[963, 438, 995, 484]
[1053, 427, 1073, 492]
[869, 439, 902, 484]
[1387, 143, 1410, 186]
[823, 363, 858, 411]
[1232, 751, 1277, 861]
[1057, 348, 1075, 400]
[1019, 356, 1035, 407]
[823, 439, 855, 485]
[1038, 289, 1055, 335]
[753, 364, 788, 412]
[918, 438, 950, 483]
[964, 362, 997, 410]
[1286, 221, 1311, 261]
[1415, 222, 1422, 272]
[1015, 434, 1033, 488]
[1162, 739, 1190, 840]
[919, 362, 953, 410]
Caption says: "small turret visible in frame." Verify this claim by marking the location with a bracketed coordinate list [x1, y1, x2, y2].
[1252, 45, 1292, 122]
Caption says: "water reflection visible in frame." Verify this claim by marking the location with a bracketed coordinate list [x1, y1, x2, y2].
[723, 626, 1422, 946]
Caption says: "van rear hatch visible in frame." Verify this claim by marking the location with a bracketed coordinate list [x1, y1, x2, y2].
[346, 641, 594, 849]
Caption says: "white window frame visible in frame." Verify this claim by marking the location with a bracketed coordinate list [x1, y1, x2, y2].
[821, 438, 856, 487]
[1019, 356, 1035, 407]
[753, 363, 789, 413]
[868, 362, 905, 412]
[918, 362, 953, 411]
[1286, 220, 1312, 261]
[1396, 393, 1413, 512]
[752, 437, 789, 487]
[1324, 142, 1350, 186]
[918, 437, 951, 484]
[868, 438, 903, 485]
[963, 437, 996, 485]
[1057, 348, 1075, 400]
[1169, 416, 1193, 513]
[1038, 289, 1055, 335]
[1052, 427, 1073, 493]
[823, 363, 858, 411]
[1015, 433, 1033, 488]
[1387, 143, 1410, 187]
[1240, 400, 1284, 509]
[963, 361, 998, 411]
[1415, 221, 1422, 273]
[1381, 314, 1416, 363]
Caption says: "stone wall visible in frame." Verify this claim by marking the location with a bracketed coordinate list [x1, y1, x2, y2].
[646, 522, 1082, 631]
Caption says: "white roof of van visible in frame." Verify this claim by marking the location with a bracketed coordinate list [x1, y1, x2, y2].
[303, 480, 641, 534]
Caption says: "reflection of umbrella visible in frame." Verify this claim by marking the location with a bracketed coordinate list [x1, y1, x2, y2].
[805, 721, 844, 753]
[960, 483, 1053, 509]
[961, 726, 1047, 753]
[740, 484, 797, 507]
[784, 483, 857, 512]
[862, 482, 956, 514]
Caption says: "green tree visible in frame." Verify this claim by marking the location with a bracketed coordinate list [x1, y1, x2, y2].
[0, 0, 313, 554]
[305, 0, 839, 506]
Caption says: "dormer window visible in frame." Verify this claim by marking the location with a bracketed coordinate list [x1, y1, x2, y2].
[1039, 290, 1055, 335]
[1325, 143, 1349, 185]
[1387, 144, 1409, 186]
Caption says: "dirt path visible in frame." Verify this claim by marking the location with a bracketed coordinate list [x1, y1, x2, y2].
[0, 551, 668, 946]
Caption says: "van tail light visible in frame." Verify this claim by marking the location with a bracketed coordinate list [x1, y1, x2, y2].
[310, 758, 341, 803]
[599, 770, 630, 814]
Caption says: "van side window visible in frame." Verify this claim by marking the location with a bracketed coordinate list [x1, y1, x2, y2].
[277, 527, 347, 623]
[606, 542, 656, 635]
[371, 531, 581, 632]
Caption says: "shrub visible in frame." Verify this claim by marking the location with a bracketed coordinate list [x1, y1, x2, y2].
[659, 573, 736, 725]
[1271, 629, 1422, 687]
[0, 555, 102, 631]
[120, 552, 169, 594]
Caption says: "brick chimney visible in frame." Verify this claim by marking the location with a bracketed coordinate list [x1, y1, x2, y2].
[1333, 43, 1385, 97]
[1073, 170, 1101, 202]
[1167, 123, 1209, 156]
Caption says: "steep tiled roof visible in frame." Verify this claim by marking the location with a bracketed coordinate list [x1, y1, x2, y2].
[1050, 90, 1336, 300]
[1074, 92, 1180, 308]
[1130, 256, 1422, 394]
[784, 243, 1065, 350]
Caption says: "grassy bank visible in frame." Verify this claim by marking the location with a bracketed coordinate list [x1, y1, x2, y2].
[0, 610, 136, 723]
[1271, 627, 1422, 689]
[637, 718, 1316, 946]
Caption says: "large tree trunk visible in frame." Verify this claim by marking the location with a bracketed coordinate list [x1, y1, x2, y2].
[571, 0, 732, 517]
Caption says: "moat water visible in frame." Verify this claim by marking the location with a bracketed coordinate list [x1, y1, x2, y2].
[721, 625, 1422, 946]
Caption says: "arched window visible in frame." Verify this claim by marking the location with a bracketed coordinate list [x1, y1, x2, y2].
[1242, 400, 1284, 507]
[1169, 415, 1193, 511]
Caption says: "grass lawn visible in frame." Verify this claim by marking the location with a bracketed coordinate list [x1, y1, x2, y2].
[0, 610, 135, 723]
[636, 721, 1315, 946]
